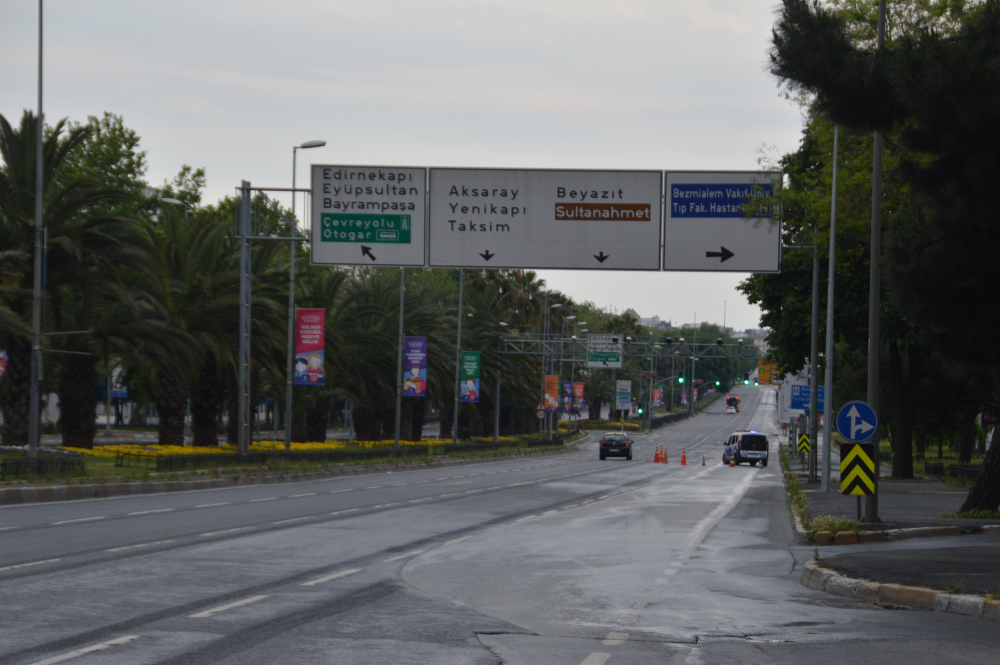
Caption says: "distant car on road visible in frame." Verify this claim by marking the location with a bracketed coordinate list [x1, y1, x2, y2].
[599, 432, 633, 461]
[726, 396, 740, 412]
[722, 430, 769, 466]
[726, 405, 737, 414]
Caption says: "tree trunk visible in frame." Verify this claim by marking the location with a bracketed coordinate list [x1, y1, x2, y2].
[155, 370, 186, 446]
[888, 339, 919, 479]
[353, 393, 383, 441]
[291, 411, 309, 442]
[958, 406, 978, 465]
[1, 337, 31, 446]
[304, 402, 329, 442]
[190, 356, 220, 447]
[588, 398, 603, 422]
[915, 416, 928, 460]
[58, 355, 97, 449]
[114, 400, 124, 426]
[438, 398, 453, 442]
[959, 370, 1000, 512]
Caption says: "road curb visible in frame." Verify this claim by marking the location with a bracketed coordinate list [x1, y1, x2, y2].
[0, 443, 582, 507]
[801, 560, 1000, 620]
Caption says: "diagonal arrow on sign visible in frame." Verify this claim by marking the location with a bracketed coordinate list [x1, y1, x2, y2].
[847, 404, 875, 440]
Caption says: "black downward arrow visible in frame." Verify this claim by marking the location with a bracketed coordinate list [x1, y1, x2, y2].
[594, 252, 610, 263]
[361, 246, 376, 261]
[480, 250, 495, 261]
[706, 246, 734, 262]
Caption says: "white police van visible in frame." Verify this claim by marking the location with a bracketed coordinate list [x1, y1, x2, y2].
[722, 430, 769, 466]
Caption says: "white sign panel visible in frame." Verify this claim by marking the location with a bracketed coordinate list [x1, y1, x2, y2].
[311, 165, 426, 266]
[663, 171, 781, 272]
[587, 334, 623, 368]
[616, 380, 633, 411]
[428, 169, 662, 270]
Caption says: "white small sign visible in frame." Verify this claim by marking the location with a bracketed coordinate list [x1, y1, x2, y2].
[428, 169, 662, 270]
[663, 171, 781, 272]
[616, 380, 632, 411]
[311, 165, 426, 266]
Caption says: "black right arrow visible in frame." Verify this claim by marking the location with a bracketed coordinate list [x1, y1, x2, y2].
[361, 246, 376, 261]
[706, 246, 734, 262]
[480, 250, 495, 261]
[594, 252, 610, 263]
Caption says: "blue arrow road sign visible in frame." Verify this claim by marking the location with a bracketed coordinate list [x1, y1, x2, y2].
[836, 401, 879, 443]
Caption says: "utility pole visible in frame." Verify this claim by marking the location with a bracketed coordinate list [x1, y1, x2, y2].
[237, 181, 252, 457]
[393, 268, 405, 451]
[866, 0, 887, 521]
[28, 0, 44, 461]
[451, 270, 464, 444]
[822, 126, 839, 492]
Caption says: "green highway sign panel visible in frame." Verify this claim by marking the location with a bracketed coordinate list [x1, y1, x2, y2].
[311, 165, 426, 266]
[320, 214, 412, 244]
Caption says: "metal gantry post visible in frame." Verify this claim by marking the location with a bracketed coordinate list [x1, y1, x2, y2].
[809, 224, 821, 484]
[451, 269, 464, 444]
[822, 126, 839, 491]
[394, 268, 405, 451]
[866, 0, 887, 521]
[238, 181, 252, 457]
[283, 183, 297, 452]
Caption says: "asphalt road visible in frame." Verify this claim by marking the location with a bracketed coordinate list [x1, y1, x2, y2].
[3, 386, 998, 665]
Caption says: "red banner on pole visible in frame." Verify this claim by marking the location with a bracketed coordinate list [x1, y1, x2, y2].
[295, 309, 325, 386]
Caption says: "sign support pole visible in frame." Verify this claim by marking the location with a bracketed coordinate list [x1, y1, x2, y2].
[809, 223, 820, 484]
[866, 0, 887, 522]
[822, 126, 839, 492]
[494, 362, 501, 445]
[394, 268, 405, 452]
[238, 181, 252, 457]
[451, 269, 464, 444]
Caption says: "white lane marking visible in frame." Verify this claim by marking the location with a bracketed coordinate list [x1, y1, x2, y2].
[250, 497, 276, 503]
[380, 502, 400, 507]
[105, 540, 174, 553]
[364, 485, 384, 489]
[201, 526, 255, 537]
[329, 489, 352, 494]
[128, 508, 174, 516]
[542, 510, 558, 516]
[289, 493, 316, 498]
[273, 516, 315, 525]
[189, 595, 268, 618]
[602, 632, 629, 645]
[384, 549, 424, 562]
[51, 516, 105, 525]
[0, 526, 18, 531]
[515, 515, 537, 522]
[194, 503, 230, 509]
[0, 558, 62, 572]
[580, 654, 611, 665]
[618, 615, 637, 625]
[27, 635, 140, 665]
[632, 601, 648, 609]
[408, 498, 426, 503]
[442, 535, 471, 546]
[329, 508, 359, 516]
[302, 568, 362, 586]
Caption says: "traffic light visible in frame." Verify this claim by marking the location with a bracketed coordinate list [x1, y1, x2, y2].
[715, 380, 720, 386]
[678, 377, 684, 384]
[637, 402, 645, 415]
[744, 379, 750, 385]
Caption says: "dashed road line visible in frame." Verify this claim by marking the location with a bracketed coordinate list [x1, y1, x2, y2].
[580, 654, 611, 665]
[329, 508, 359, 516]
[272, 516, 315, 525]
[602, 632, 629, 645]
[441, 535, 471, 546]
[201, 526, 255, 537]
[27, 634, 140, 665]
[289, 493, 316, 498]
[632, 601, 648, 609]
[105, 540, 174, 553]
[384, 549, 424, 562]
[128, 508, 174, 516]
[250, 497, 276, 503]
[194, 503, 230, 509]
[51, 516, 105, 525]
[301, 568, 362, 586]
[329, 489, 352, 494]
[0, 558, 62, 572]
[189, 595, 268, 618]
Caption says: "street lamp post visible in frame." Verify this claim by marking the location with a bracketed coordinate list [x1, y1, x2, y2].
[285, 140, 326, 451]
[28, 0, 44, 461]
[548, 302, 562, 438]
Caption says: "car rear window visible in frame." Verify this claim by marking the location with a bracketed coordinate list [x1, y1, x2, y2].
[605, 435, 627, 442]
[740, 435, 767, 451]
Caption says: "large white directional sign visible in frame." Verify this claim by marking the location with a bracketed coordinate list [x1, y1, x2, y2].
[311, 165, 426, 266]
[663, 171, 781, 272]
[587, 334, 623, 368]
[428, 169, 662, 270]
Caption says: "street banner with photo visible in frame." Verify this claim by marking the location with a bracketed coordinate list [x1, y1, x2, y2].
[111, 366, 128, 399]
[460, 351, 481, 402]
[294, 308, 326, 386]
[0, 350, 9, 383]
[616, 380, 632, 412]
[544, 375, 560, 412]
[653, 387, 662, 409]
[561, 381, 573, 412]
[402, 336, 428, 397]
[573, 382, 586, 411]
[681, 388, 688, 406]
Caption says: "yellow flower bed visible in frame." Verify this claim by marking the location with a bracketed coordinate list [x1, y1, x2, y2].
[62, 435, 526, 458]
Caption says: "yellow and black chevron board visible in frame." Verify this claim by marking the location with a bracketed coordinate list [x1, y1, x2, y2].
[840, 443, 876, 495]
[797, 433, 810, 454]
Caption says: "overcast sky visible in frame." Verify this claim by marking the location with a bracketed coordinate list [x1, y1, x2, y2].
[1, 0, 802, 331]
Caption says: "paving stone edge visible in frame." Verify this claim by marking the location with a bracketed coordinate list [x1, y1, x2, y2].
[0, 436, 591, 507]
[801, 560, 1000, 621]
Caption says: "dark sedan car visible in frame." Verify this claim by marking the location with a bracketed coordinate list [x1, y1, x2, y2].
[599, 432, 633, 461]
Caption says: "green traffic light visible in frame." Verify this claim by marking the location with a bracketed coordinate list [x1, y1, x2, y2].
[744, 380, 749, 385]
[678, 377, 684, 383]
[715, 381, 720, 386]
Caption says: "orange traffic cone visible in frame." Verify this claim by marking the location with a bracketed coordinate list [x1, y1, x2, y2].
[653, 447, 661, 463]
[663, 448, 668, 464]
[729, 457, 735, 468]
[702, 456, 706, 466]
[681, 448, 687, 465]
